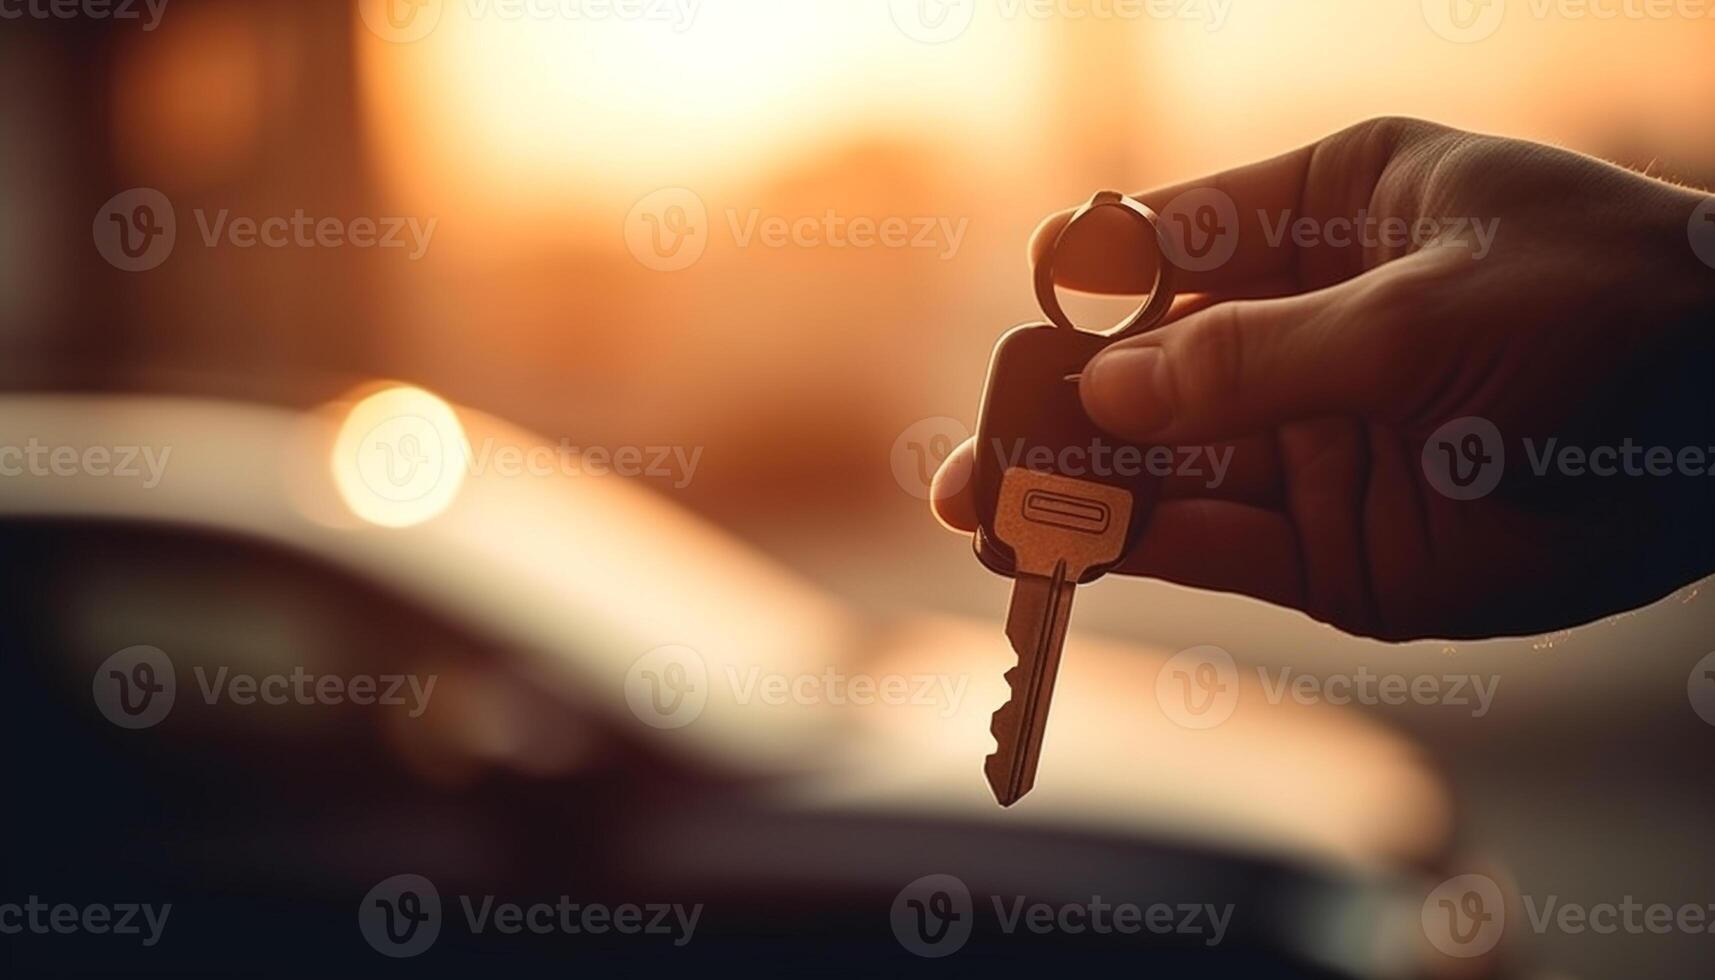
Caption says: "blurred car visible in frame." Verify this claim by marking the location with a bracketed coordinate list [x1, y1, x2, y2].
[0, 390, 1481, 977]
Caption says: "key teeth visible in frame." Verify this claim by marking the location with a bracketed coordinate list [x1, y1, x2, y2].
[988, 664, 1024, 743]
[987, 700, 1020, 746]
[984, 663, 1029, 806]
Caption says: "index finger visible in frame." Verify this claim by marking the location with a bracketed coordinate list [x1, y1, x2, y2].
[1029, 145, 1315, 296]
[1030, 118, 1431, 296]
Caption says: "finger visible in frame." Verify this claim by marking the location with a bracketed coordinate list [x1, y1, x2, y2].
[1117, 499, 1305, 612]
[1155, 437, 1282, 507]
[1137, 271, 1305, 341]
[930, 438, 979, 532]
[1278, 418, 1377, 631]
[1030, 117, 1437, 296]
[1029, 144, 1315, 296]
[1078, 249, 1467, 446]
[930, 273, 1296, 529]
[1128, 272, 1304, 337]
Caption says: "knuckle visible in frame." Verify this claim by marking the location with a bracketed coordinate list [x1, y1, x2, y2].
[1354, 264, 1425, 319]
[1171, 304, 1248, 408]
[1342, 115, 1443, 151]
[1343, 265, 1455, 414]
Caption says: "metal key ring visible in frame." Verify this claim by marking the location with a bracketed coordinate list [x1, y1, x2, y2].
[1033, 190, 1177, 340]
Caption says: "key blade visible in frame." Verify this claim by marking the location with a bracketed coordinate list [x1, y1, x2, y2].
[984, 568, 1076, 807]
[982, 469, 1130, 809]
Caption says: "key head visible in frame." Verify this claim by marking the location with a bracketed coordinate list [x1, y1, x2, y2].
[993, 468, 1132, 580]
[972, 323, 1157, 583]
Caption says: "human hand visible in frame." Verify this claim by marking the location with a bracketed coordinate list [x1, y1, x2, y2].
[934, 117, 1715, 641]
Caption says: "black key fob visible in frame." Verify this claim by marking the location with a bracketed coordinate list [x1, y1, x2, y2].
[970, 189, 1178, 585]
[971, 322, 1158, 584]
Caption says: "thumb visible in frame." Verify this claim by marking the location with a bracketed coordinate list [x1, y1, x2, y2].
[1078, 258, 1441, 445]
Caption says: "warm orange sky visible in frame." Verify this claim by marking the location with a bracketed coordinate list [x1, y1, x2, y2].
[357, 0, 1715, 216]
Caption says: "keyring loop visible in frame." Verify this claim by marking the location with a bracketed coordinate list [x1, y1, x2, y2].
[1033, 190, 1177, 340]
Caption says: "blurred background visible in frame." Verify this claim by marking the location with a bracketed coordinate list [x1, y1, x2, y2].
[4, 1, 1715, 976]
[6, 0, 1715, 606]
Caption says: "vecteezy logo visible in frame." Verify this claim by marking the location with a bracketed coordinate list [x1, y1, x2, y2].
[360, 874, 442, 958]
[358, 0, 443, 43]
[1159, 188, 1240, 274]
[1155, 645, 1239, 730]
[356, 414, 452, 505]
[624, 188, 709, 272]
[625, 645, 710, 729]
[1423, 0, 1505, 43]
[1689, 199, 1715, 271]
[1687, 651, 1715, 727]
[1422, 874, 1505, 959]
[890, 417, 971, 501]
[1421, 417, 1505, 501]
[92, 645, 176, 730]
[891, 874, 973, 958]
[93, 189, 176, 272]
[889, 0, 976, 44]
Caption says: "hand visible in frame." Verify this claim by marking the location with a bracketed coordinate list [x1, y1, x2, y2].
[934, 117, 1715, 641]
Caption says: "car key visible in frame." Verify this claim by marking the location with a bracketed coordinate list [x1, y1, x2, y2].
[972, 191, 1178, 807]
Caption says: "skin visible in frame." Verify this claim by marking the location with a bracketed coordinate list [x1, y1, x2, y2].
[933, 117, 1715, 642]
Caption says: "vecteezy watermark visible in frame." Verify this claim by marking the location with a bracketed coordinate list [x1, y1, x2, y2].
[1421, 0, 1508, 42]
[1423, 872, 1715, 958]
[623, 187, 970, 271]
[1257, 666, 1500, 718]
[1690, 198, 1715, 270]
[92, 646, 176, 731]
[94, 189, 437, 272]
[890, 424, 1238, 502]
[360, 875, 441, 958]
[1688, 651, 1715, 726]
[1155, 646, 1241, 730]
[0, 897, 172, 948]
[1522, 894, 1715, 936]
[352, 414, 704, 509]
[1156, 189, 1501, 271]
[625, 645, 708, 729]
[891, 417, 971, 501]
[1522, 438, 1715, 478]
[0, 439, 172, 489]
[888, 0, 1232, 44]
[0, 0, 168, 29]
[729, 209, 969, 260]
[92, 646, 438, 730]
[93, 189, 175, 273]
[624, 645, 969, 730]
[359, 874, 701, 958]
[888, 0, 977, 42]
[1423, 417, 1715, 501]
[1155, 646, 1501, 730]
[190, 209, 437, 259]
[359, 0, 700, 44]
[990, 439, 1234, 488]
[624, 188, 709, 273]
[1421, 417, 1506, 501]
[1424, 0, 1715, 43]
[1422, 874, 1506, 958]
[1158, 187, 1242, 274]
[465, 439, 701, 488]
[889, 874, 1233, 958]
[1258, 210, 1500, 261]
[891, 875, 973, 958]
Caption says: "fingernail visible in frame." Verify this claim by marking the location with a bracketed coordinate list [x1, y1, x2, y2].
[1082, 347, 1172, 435]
